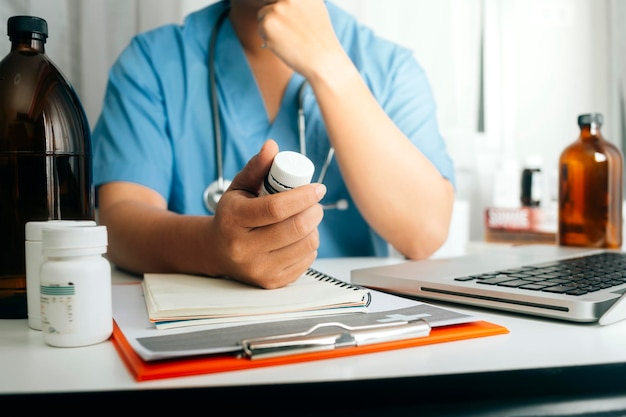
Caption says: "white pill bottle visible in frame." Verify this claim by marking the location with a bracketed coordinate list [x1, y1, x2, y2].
[25, 220, 96, 331]
[40, 225, 112, 347]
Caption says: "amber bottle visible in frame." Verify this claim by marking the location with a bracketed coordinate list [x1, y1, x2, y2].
[558, 113, 623, 248]
[0, 16, 94, 318]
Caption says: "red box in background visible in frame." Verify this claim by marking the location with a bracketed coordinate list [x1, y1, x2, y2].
[484, 206, 557, 244]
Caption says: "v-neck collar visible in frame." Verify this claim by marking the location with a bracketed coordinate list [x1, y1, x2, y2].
[213, 18, 306, 144]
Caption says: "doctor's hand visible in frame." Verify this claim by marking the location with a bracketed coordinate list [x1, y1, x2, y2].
[256, 0, 346, 80]
[209, 139, 326, 289]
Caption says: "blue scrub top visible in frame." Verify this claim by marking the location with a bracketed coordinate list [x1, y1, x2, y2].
[92, 0, 455, 258]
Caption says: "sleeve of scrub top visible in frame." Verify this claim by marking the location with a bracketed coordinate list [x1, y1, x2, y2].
[361, 43, 456, 189]
[92, 28, 177, 201]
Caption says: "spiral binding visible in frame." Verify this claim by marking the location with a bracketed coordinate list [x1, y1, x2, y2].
[305, 268, 372, 306]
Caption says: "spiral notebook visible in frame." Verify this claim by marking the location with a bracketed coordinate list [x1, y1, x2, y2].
[143, 268, 372, 329]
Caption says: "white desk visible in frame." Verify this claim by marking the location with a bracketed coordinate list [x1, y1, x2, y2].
[4, 255, 626, 416]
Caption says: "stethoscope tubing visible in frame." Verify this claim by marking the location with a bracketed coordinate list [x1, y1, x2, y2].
[209, 9, 227, 194]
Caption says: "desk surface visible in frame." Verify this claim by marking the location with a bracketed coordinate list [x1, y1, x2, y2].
[4, 253, 626, 415]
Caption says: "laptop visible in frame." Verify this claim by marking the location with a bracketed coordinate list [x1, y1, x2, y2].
[350, 244, 626, 324]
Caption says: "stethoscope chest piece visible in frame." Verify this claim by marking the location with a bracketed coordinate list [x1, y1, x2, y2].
[203, 178, 232, 213]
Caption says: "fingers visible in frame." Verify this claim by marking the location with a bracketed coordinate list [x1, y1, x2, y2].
[225, 138, 327, 228]
[217, 183, 325, 264]
[233, 182, 326, 228]
[213, 189, 323, 288]
[229, 139, 278, 195]
[254, 0, 340, 77]
[250, 195, 324, 248]
[235, 232, 319, 289]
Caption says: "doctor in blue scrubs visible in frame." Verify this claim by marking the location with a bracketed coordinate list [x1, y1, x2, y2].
[92, 0, 456, 289]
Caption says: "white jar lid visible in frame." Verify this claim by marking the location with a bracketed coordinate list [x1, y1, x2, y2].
[25, 220, 97, 241]
[269, 151, 315, 189]
[42, 225, 108, 254]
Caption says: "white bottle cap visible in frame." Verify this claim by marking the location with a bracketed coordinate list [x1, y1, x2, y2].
[26, 220, 97, 241]
[523, 155, 543, 169]
[265, 151, 315, 193]
[42, 225, 108, 257]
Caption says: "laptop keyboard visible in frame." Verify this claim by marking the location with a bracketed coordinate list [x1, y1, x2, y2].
[454, 252, 626, 296]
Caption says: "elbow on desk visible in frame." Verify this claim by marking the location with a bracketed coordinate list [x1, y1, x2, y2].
[392, 221, 450, 261]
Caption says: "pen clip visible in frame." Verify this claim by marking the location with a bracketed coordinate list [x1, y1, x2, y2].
[241, 319, 431, 360]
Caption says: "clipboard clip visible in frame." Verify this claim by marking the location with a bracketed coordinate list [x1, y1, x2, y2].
[240, 319, 431, 359]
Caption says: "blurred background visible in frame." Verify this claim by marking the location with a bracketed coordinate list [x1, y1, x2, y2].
[1, 0, 625, 249]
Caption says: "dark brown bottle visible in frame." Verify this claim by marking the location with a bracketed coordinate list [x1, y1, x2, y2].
[558, 113, 623, 248]
[520, 156, 543, 207]
[0, 16, 94, 318]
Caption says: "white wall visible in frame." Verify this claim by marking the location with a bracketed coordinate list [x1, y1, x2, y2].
[485, 0, 613, 176]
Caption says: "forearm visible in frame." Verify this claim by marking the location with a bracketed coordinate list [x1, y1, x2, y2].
[255, 0, 454, 256]
[308, 55, 455, 259]
[99, 201, 216, 276]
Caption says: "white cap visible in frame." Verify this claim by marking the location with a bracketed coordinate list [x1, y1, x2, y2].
[42, 225, 108, 256]
[267, 151, 315, 192]
[524, 155, 543, 169]
[25, 220, 97, 241]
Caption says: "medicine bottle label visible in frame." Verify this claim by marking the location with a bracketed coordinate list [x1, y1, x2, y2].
[40, 283, 75, 335]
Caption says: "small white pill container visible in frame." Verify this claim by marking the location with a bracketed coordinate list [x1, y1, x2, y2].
[25, 220, 96, 330]
[259, 151, 314, 196]
[40, 225, 112, 347]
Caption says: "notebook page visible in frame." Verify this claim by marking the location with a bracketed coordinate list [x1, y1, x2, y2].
[143, 268, 371, 323]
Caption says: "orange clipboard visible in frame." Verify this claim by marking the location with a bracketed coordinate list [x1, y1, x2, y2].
[111, 319, 509, 382]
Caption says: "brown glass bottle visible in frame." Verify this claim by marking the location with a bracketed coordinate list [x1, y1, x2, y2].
[0, 16, 94, 318]
[558, 113, 623, 248]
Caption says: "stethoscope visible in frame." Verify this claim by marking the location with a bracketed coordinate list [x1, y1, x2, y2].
[202, 8, 348, 214]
